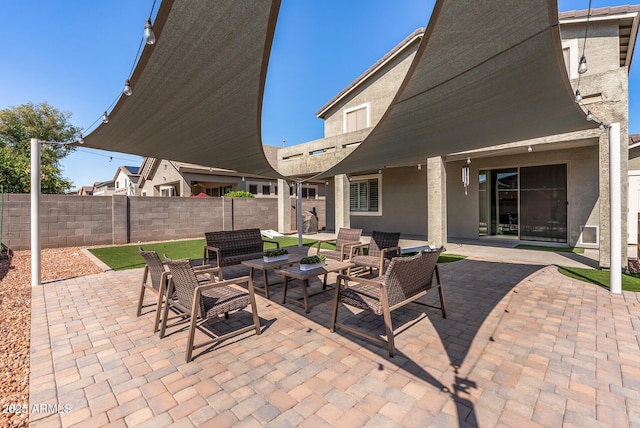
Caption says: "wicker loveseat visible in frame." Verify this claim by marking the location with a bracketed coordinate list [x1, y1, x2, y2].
[203, 228, 279, 279]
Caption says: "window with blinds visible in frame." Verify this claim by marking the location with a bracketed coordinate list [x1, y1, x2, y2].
[350, 178, 379, 212]
[345, 105, 368, 132]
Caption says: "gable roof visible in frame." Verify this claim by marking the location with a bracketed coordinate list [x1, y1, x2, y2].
[316, 0, 594, 178]
[316, 28, 425, 119]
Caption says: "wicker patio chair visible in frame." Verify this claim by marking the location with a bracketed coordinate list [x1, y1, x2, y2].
[330, 248, 446, 357]
[315, 228, 362, 261]
[137, 247, 170, 332]
[161, 257, 261, 362]
[348, 231, 401, 276]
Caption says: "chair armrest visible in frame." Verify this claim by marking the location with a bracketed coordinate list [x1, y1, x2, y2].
[336, 274, 384, 289]
[348, 243, 368, 261]
[379, 246, 401, 274]
[316, 239, 337, 254]
[193, 266, 221, 282]
[203, 245, 222, 266]
[194, 275, 251, 293]
[262, 239, 280, 249]
[339, 241, 362, 259]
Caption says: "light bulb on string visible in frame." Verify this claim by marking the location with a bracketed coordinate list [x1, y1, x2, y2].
[599, 122, 606, 130]
[575, 89, 582, 103]
[578, 55, 588, 74]
[144, 18, 156, 45]
[102, 112, 109, 124]
[586, 110, 593, 121]
[123, 80, 132, 96]
[78, 133, 84, 145]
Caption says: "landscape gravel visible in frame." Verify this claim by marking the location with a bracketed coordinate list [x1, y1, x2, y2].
[0, 247, 103, 428]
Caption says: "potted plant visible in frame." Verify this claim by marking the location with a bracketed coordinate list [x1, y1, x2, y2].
[299, 254, 326, 271]
[263, 248, 289, 263]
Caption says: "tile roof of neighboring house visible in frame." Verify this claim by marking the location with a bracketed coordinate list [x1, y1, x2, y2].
[631, 133, 640, 146]
[315, 27, 425, 118]
[558, 5, 640, 19]
[559, 5, 640, 68]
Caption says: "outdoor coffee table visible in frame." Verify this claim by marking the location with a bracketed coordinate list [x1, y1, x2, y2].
[241, 255, 304, 299]
[276, 259, 354, 313]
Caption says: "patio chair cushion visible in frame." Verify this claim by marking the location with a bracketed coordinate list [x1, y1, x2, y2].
[202, 286, 250, 318]
[338, 280, 384, 315]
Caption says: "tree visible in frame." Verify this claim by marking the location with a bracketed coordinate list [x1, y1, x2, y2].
[0, 102, 80, 194]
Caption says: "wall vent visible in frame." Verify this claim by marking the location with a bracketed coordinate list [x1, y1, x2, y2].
[579, 225, 599, 245]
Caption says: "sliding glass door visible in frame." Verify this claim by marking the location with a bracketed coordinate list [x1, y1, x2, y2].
[519, 164, 567, 242]
[479, 164, 567, 242]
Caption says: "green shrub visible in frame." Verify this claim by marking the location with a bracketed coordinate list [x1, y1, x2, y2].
[223, 190, 254, 198]
[300, 255, 325, 264]
[264, 248, 288, 257]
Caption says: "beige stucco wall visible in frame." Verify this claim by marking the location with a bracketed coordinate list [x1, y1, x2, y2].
[321, 43, 418, 138]
[350, 166, 428, 238]
[446, 146, 600, 247]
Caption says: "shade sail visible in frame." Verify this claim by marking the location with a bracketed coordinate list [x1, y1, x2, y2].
[317, 0, 596, 178]
[83, 0, 284, 179]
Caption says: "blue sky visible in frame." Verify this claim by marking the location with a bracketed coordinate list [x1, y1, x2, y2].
[0, 1, 637, 190]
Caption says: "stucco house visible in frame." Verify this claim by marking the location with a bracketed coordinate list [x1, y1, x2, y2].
[280, 6, 639, 269]
[136, 154, 327, 200]
[91, 180, 115, 196]
[113, 165, 140, 196]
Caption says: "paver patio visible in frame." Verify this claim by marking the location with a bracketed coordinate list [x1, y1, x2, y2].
[29, 248, 640, 427]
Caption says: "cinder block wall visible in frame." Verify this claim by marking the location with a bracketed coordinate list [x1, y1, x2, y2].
[1, 194, 316, 250]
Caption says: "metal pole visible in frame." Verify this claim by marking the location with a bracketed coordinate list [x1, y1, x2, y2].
[609, 123, 622, 294]
[30, 138, 41, 287]
[297, 179, 303, 247]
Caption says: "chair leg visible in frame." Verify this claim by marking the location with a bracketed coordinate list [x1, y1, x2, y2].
[153, 284, 164, 333]
[185, 293, 200, 363]
[382, 306, 395, 357]
[330, 278, 343, 332]
[247, 277, 261, 335]
[435, 266, 447, 318]
[137, 266, 149, 317]
[159, 280, 174, 338]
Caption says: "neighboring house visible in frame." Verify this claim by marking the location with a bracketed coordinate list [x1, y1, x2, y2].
[92, 180, 115, 196]
[281, 6, 639, 268]
[113, 165, 141, 196]
[137, 153, 327, 199]
[76, 186, 93, 196]
[627, 134, 640, 244]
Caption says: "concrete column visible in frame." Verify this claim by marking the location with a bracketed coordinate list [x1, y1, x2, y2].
[427, 156, 447, 247]
[610, 123, 622, 294]
[112, 195, 129, 245]
[277, 179, 291, 234]
[30, 138, 41, 287]
[334, 174, 350, 230]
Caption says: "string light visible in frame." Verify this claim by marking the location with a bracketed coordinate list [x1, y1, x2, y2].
[144, 18, 156, 45]
[572, 0, 608, 131]
[80, 0, 157, 137]
[78, 133, 84, 145]
[527, 145, 533, 153]
[578, 55, 588, 74]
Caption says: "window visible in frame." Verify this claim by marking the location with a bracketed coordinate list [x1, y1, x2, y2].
[160, 185, 176, 197]
[262, 185, 270, 195]
[302, 187, 317, 199]
[561, 39, 579, 79]
[344, 104, 369, 133]
[350, 176, 380, 214]
[249, 184, 258, 195]
[141, 190, 147, 196]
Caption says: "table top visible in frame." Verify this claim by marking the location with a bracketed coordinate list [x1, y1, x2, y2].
[241, 254, 304, 270]
[275, 259, 354, 280]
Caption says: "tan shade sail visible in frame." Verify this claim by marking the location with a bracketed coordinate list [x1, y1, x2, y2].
[317, 0, 595, 178]
[83, 0, 284, 178]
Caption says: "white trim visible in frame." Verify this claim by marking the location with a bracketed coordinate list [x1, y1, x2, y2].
[559, 12, 638, 25]
[579, 225, 599, 246]
[350, 173, 382, 217]
[561, 39, 579, 80]
[343, 103, 370, 133]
